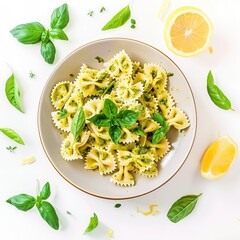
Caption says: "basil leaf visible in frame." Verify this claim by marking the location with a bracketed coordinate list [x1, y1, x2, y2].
[0, 128, 24, 145]
[71, 107, 85, 139]
[41, 40, 56, 64]
[103, 99, 118, 118]
[102, 5, 131, 30]
[40, 182, 51, 200]
[109, 125, 122, 144]
[153, 112, 167, 127]
[152, 128, 167, 144]
[84, 213, 98, 234]
[5, 74, 23, 113]
[10, 22, 45, 44]
[49, 28, 68, 40]
[132, 126, 146, 136]
[51, 3, 69, 29]
[207, 71, 232, 110]
[167, 193, 202, 223]
[37, 201, 59, 230]
[6, 194, 36, 211]
[114, 203, 121, 208]
[41, 30, 49, 44]
[88, 113, 111, 127]
[152, 112, 169, 144]
[116, 110, 140, 127]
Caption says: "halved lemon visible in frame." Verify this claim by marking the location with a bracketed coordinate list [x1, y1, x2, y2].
[201, 136, 238, 180]
[164, 6, 213, 57]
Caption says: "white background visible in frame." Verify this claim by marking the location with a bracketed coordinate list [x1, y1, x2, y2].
[0, 0, 240, 239]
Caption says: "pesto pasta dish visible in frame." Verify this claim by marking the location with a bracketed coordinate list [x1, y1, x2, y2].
[50, 50, 190, 186]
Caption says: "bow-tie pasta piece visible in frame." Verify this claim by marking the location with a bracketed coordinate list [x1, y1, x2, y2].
[51, 81, 75, 110]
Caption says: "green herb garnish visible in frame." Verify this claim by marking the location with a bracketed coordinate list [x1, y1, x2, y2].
[5, 74, 23, 113]
[88, 99, 140, 144]
[66, 211, 72, 215]
[0, 128, 24, 145]
[152, 113, 169, 144]
[29, 70, 35, 79]
[167, 72, 174, 77]
[100, 6, 106, 13]
[6, 146, 17, 152]
[10, 3, 69, 64]
[87, 10, 94, 16]
[167, 193, 202, 223]
[95, 56, 104, 63]
[114, 203, 121, 208]
[130, 18, 136, 28]
[102, 81, 114, 96]
[207, 71, 233, 110]
[71, 107, 85, 140]
[57, 108, 68, 119]
[6, 182, 59, 230]
[102, 5, 131, 30]
[84, 213, 98, 234]
[132, 126, 146, 136]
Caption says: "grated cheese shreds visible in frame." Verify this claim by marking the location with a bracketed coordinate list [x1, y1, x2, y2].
[107, 229, 113, 238]
[137, 204, 160, 216]
[21, 156, 36, 165]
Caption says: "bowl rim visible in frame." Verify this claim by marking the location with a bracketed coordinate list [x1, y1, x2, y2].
[37, 37, 197, 200]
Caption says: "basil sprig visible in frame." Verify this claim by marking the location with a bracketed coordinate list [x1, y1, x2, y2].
[5, 74, 23, 113]
[0, 128, 24, 145]
[10, 3, 69, 64]
[71, 107, 85, 140]
[207, 71, 232, 110]
[88, 99, 140, 144]
[152, 112, 169, 144]
[102, 5, 131, 30]
[167, 193, 202, 223]
[6, 182, 59, 230]
[84, 213, 99, 234]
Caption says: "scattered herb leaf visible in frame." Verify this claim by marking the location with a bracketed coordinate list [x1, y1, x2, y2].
[130, 24, 136, 29]
[131, 19, 136, 24]
[87, 10, 94, 16]
[5, 74, 23, 113]
[167, 193, 202, 223]
[132, 126, 146, 136]
[67, 211, 72, 215]
[102, 5, 131, 30]
[0, 128, 24, 145]
[95, 56, 104, 63]
[102, 81, 114, 96]
[71, 107, 85, 139]
[114, 203, 121, 208]
[57, 108, 68, 119]
[84, 213, 99, 234]
[29, 70, 35, 78]
[167, 72, 174, 77]
[207, 71, 232, 110]
[6, 146, 17, 152]
[100, 6, 106, 13]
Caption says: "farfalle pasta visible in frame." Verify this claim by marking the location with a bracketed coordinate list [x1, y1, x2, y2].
[50, 50, 190, 186]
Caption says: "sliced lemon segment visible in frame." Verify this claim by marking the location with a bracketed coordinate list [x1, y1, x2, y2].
[164, 6, 213, 57]
[201, 136, 238, 180]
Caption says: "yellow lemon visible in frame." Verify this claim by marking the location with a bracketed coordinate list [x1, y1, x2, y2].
[164, 6, 213, 57]
[201, 136, 238, 180]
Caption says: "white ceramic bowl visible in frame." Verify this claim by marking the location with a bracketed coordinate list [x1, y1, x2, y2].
[38, 38, 197, 200]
